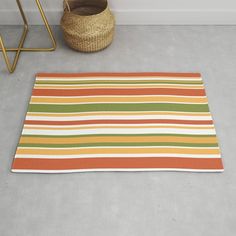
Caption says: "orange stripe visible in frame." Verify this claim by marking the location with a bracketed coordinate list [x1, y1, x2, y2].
[24, 119, 213, 126]
[32, 88, 206, 96]
[12, 157, 223, 170]
[36, 72, 201, 78]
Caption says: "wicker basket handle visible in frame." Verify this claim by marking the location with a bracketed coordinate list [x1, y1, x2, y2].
[63, 0, 71, 12]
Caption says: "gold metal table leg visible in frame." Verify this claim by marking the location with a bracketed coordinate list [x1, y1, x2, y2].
[0, 0, 28, 73]
[0, 0, 57, 73]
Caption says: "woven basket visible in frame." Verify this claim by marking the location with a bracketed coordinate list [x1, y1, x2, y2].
[61, 0, 115, 52]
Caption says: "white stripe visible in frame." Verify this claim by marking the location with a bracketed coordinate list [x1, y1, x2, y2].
[11, 168, 224, 173]
[25, 115, 213, 121]
[34, 83, 204, 87]
[17, 146, 219, 150]
[23, 124, 214, 128]
[30, 102, 208, 105]
[31, 95, 207, 99]
[26, 111, 211, 115]
[22, 128, 216, 135]
[14, 153, 221, 159]
[36, 76, 202, 81]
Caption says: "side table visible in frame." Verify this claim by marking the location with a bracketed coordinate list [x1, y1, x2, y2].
[0, 0, 57, 73]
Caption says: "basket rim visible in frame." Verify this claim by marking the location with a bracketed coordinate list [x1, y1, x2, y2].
[64, 1, 109, 18]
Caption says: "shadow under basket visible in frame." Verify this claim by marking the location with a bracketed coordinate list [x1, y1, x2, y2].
[61, 0, 115, 52]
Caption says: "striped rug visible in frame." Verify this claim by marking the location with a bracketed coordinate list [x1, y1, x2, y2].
[12, 72, 223, 173]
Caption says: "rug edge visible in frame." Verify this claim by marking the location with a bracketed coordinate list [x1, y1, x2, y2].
[35, 72, 202, 78]
[11, 168, 224, 174]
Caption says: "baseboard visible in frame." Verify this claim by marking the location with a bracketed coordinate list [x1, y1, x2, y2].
[1, 9, 236, 25]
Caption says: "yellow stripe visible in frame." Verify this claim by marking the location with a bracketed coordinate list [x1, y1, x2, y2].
[19, 136, 218, 144]
[16, 147, 220, 155]
[30, 96, 208, 104]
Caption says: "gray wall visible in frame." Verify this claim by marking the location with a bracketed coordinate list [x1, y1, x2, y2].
[1, 0, 236, 24]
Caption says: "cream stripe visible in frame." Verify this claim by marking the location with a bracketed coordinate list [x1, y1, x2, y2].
[14, 153, 221, 159]
[15, 153, 221, 159]
[25, 115, 213, 121]
[11, 169, 224, 173]
[36, 76, 202, 81]
[31, 95, 207, 98]
[34, 84, 204, 89]
[23, 124, 215, 130]
[22, 128, 216, 135]
[30, 102, 208, 105]
[26, 111, 211, 117]
[17, 146, 219, 150]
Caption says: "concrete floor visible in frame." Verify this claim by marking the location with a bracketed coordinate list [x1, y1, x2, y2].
[0, 26, 236, 236]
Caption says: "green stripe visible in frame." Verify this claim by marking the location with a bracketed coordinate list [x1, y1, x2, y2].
[18, 142, 218, 148]
[36, 80, 203, 85]
[22, 134, 216, 138]
[28, 103, 209, 113]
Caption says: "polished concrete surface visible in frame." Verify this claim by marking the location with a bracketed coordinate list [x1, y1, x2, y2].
[0, 26, 236, 236]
